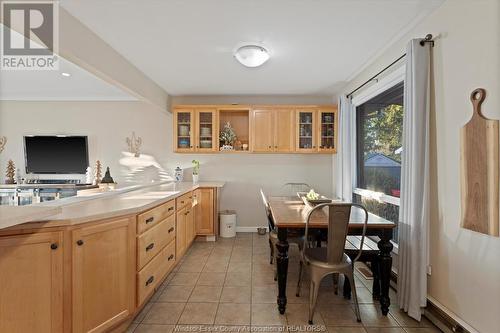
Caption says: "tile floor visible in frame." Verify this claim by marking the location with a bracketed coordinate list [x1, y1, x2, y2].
[127, 233, 442, 333]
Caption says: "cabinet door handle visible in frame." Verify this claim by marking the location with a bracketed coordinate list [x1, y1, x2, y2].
[168, 254, 174, 261]
[275, 146, 277, 149]
[185, 211, 190, 216]
[50, 243, 58, 250]
[76, 239, 84, 246]
[146, 243, 155, 251]
[168, 227, 174, 233]
[181, 200, 184, 204]
[168, 207, 174, 211]
[146, 276, 154, 286]
[146, 217, 154, 224]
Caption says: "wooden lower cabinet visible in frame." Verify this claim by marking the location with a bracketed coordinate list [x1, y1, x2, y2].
[176, 206, 187, 257]
[72, 217, 136, 333]
[195, 188, 215, 235]
[0, 187, 218, 333]
[186, 204, 195, 246]
[0, 232, 63, 333]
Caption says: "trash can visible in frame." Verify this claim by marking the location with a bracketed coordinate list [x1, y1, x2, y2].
[220, 210, 236, 238]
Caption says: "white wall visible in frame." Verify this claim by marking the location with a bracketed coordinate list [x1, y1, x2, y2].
[339, 1, 500, 332]
[0, 100, 333, 228]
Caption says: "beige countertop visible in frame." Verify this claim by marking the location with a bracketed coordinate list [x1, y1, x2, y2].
[0, 181, 224, 230]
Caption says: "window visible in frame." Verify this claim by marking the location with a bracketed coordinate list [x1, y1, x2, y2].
[353, 82, 403, 243]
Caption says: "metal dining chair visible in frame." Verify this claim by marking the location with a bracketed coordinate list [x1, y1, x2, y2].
[281, 182, 311, 197]
[259, 189, 303, 279]
[296, 203, 369, 324]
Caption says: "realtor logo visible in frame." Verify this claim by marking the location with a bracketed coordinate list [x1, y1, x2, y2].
[1, 1, 59, 70]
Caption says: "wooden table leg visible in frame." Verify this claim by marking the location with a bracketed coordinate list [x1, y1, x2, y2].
[377, 231, 393, 316]
[276, 227, 289, 315]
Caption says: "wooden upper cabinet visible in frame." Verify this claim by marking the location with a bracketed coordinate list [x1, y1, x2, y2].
[174, 105, 336, 154]
[251, 109, 274, 152]
[195, 109, 218, 152]
[274, 109, 295, 152]
[296, 109, 318, 153]
[72, 217, 135, 333]
[174, 109, 195, 152]
[195, 188, 215, 235]
[0, 232, 63, 333]
[318, 107, 338, 153]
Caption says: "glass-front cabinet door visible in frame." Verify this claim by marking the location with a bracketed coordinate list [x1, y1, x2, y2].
[195, 109, 217, 152]
[318, 108, 337, 153]
[174, 109, 194, 152]
[296, 109, 317, 152]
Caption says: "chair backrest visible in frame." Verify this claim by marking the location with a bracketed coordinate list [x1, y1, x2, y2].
[259, 189, 275, 231]
[281, 182, 311, 196]
[304, 203, 369, 265]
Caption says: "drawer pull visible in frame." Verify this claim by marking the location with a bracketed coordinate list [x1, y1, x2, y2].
[184, 211, 190, 216]
[76, 240, 84, 246]
[146, 243, 155, 251]
[146, 276, 154, 286]
[168, 207, 174, 211]
[168, 227, 174, 233]
[50, 243, 58, 250]
[168, 254, 174, 261]
[146, 217, 154, 224]
[181, 200, 184, 204]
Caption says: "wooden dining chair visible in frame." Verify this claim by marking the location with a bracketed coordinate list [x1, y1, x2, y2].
[296, 202, 369, 324]
[259, 189, 303, 279]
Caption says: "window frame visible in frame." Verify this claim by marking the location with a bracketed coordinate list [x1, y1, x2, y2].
[351, 65, 405, 251]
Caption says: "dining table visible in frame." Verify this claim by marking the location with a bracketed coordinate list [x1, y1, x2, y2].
[268, 196, 397, 316]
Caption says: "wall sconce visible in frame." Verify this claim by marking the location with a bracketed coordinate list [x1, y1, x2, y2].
[126, 132, 142, 157]
[0, 136, 6, 153]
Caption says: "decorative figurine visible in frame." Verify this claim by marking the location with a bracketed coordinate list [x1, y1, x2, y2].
[5, 159, 15, 184]
[98, 167, 116, 190]
[94, 160, 102, 185]
[85, 166, 93, 184]
[126, 132, 142, 157]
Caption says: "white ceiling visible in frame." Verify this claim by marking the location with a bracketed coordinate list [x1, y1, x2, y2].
[0, 25, 136, 101]
[61, 0, 444, 96]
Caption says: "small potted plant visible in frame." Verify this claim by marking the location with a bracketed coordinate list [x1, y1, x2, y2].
[192, 160, 200, 184]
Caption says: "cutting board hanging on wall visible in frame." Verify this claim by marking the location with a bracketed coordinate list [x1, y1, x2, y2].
[460, 88, 499, 236]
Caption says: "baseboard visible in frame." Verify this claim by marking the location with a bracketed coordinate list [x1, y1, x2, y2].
[425, 296, 478, 333]
[235, 226, 268, 233]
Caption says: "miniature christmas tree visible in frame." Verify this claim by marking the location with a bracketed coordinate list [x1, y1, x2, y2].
[5, 159, 15, 184]
[219, 121, 237, 147]
[94, 160, 102, 185]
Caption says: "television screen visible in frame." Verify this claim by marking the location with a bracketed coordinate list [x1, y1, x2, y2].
[24, 136, 89, 174]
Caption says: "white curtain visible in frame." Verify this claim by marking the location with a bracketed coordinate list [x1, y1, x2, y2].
[335, 95, 354, 201]
[398, 39, 431, 320]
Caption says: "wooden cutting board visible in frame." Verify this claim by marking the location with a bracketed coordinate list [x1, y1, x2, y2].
[460, 88, 499, 236]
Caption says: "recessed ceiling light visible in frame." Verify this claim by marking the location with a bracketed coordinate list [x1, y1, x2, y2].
[61, 72, 71, 77]
[234, 44, 270, 68]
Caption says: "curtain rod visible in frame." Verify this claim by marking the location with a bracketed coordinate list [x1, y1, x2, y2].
[346, 34, 434, 98]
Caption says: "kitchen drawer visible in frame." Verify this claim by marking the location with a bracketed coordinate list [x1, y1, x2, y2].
[137, 240, 176, 306]
[176, 192, 193, 209]
[137, 214, 176, 270]
[137, 199, 175, 234]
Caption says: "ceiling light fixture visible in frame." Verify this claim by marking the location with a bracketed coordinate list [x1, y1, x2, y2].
[61, 72, 71, 77]
[234, 44, 270, 68]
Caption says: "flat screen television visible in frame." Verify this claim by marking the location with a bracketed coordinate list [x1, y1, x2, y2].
[24, 136, 89, 174]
